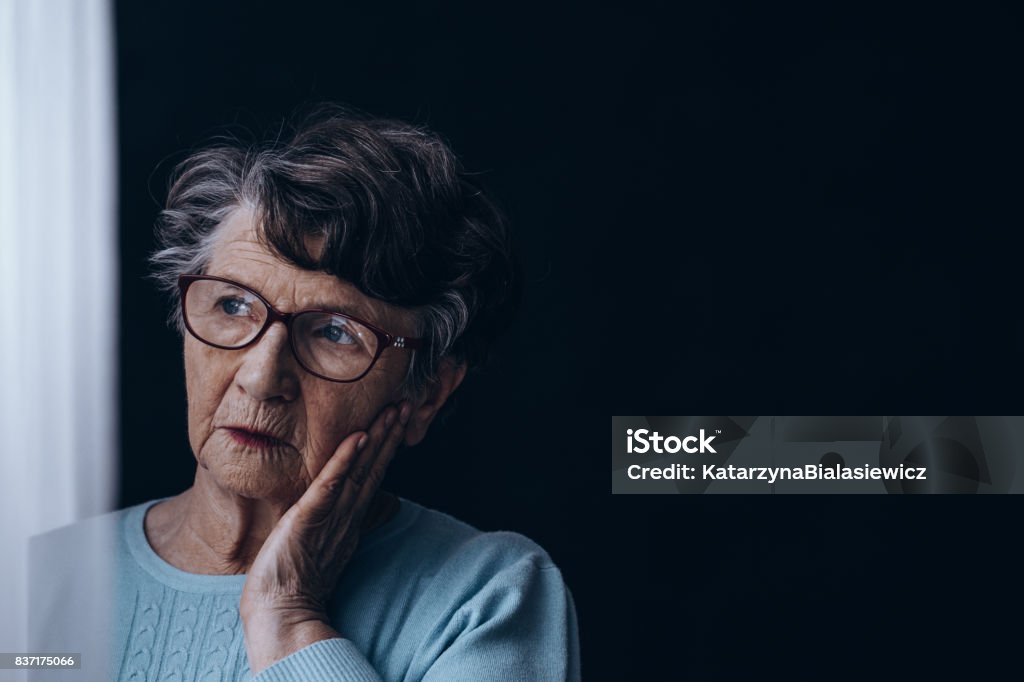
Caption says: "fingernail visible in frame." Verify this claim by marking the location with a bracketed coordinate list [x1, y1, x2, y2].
[400, 402, 412, 425]
[385, 410, 396, 430]
[357, 435, 368, 451]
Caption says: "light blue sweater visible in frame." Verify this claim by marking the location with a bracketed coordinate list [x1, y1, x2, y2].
[28, 497, 580, 681]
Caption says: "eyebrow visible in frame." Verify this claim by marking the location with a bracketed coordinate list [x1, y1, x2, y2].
[305, 301, 373, 319]
[212, 273, 377, 321]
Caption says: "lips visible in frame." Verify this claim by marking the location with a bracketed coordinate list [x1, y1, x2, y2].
[223, 426, 292, 449]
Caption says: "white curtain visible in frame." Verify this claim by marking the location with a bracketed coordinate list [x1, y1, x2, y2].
[0, 0, 117, 658]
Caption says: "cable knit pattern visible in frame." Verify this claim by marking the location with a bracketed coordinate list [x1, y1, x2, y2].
[159, 598, 201, 681]
[117, 589, 245, 681]
[29, 497, 580, 681]
[122, 590, 165, 681]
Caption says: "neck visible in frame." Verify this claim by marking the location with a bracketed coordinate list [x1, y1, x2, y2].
[144, 468, 398, 575]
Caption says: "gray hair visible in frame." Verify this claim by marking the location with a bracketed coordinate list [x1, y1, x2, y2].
[150, 106, 518, 396]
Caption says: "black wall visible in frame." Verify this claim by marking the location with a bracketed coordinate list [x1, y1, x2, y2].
[118, 2, 1023, 677]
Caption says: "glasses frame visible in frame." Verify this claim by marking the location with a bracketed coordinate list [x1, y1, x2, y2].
[177, 274, 423, 383]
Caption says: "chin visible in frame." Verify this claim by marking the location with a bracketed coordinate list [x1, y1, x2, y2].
[199, 439, 307, 502]
[213, 472, 307, 507]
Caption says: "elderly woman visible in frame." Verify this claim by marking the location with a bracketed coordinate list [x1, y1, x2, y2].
[29, 107, 579, 681]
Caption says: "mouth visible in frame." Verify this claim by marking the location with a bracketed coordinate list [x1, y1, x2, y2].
[222, 426, 292, 449]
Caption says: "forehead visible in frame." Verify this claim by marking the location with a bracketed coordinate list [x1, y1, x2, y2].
[205, 207, 412, 331]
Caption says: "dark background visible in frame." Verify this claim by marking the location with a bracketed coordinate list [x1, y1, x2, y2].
[118, 1, 1023, 678]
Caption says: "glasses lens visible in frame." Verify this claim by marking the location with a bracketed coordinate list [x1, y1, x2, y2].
[292, 311, 379, 381]
[184, 279, 267, 348]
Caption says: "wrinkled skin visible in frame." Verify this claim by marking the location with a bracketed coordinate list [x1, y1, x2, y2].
[143, 208, 466, 672]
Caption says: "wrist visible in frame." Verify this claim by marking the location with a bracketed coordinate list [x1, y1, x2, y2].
[242, 608, 340, 674]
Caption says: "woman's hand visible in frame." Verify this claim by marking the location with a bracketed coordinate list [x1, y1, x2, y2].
[239, 401, 411, 674]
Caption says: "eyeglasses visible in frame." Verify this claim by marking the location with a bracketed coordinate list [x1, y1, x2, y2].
[177, 274, 423, 383]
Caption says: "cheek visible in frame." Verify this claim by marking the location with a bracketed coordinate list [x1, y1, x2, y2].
[303, 386, 365, 454]
[183, 338, 234, 457]
[302, 381, 389, 462]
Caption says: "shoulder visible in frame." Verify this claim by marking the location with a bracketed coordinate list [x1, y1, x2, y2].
[353, 501, 580, 680]
[366, 499, 566, 604]
[320, 501, 580, 681]
[381, 498, 558, 568]
[28, 500, 158, 585]
[30, 505, 131, 558]
[27, 502, 154, 658]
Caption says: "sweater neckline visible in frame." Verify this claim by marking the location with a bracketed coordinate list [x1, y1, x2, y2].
[123, 494, 420, 593]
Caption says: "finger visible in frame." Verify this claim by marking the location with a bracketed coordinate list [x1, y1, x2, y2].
[297, 402, 402, 529]
[293, 429, 367, 524]
[309, 401, 398, 508]
[300, 404, 401, 559]
[344, 403, 401, 495]
[333, 401, 407, 524]
[353, 401, 408, 504]
[345, 401, 410, 529]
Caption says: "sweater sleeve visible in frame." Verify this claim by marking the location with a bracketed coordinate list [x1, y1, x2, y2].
[252, 551, 580, 682]
[416, 552, 581, 682]
[252, 528, 580, 682]
[251, 639, 382, 682]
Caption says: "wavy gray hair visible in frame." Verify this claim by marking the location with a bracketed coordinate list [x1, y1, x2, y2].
[150, 106, 518, 396]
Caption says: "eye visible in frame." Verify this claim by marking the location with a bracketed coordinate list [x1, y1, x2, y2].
[318, 322, 357, 345]
[218, 297, 252, 316]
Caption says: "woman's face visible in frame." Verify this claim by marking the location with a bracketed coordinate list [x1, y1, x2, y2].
[183, 208, 417, 504]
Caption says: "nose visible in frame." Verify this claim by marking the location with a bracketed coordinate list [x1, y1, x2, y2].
[234, 322, 300, 402]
